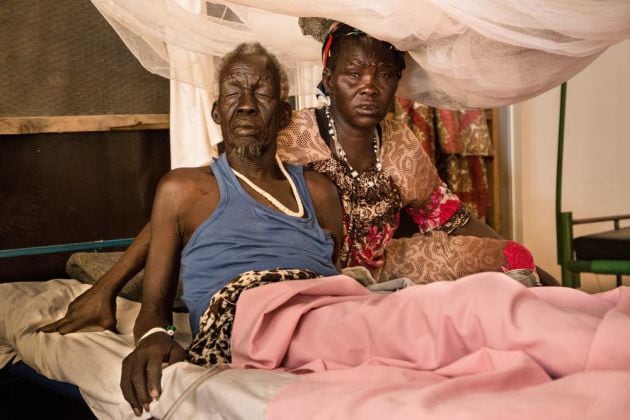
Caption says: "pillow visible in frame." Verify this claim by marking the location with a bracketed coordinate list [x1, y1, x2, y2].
[66, 252, 184, 306]
[66, 252, 143, 301]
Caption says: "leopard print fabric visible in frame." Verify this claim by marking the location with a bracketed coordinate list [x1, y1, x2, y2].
[185, 268, 318, 368]
[438, 206, 471, 234]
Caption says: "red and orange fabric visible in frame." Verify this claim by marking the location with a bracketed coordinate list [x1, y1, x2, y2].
[394, 98, 492, 219]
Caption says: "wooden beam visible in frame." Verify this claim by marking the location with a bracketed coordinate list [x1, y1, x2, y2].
[0, 114, 169, 135]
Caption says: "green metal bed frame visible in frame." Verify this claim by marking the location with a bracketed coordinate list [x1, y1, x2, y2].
[555, 82, 630, 288]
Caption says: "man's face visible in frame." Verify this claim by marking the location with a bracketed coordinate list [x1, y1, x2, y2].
[324, 38, 400, 130]
[213, 54, 287, 159]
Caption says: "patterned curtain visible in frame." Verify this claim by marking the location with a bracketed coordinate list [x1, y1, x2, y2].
[393, 97, 493, 219]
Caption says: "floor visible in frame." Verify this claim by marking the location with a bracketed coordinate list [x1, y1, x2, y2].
[0, 365, 96, 420]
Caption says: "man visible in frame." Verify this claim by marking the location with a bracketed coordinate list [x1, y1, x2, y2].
[119, 42, 343, 416]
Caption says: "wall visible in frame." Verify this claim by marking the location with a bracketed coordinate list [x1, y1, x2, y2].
[0, 0, 170, 281]
[513, 40, 630, 292]
[0, 0, 169, 115]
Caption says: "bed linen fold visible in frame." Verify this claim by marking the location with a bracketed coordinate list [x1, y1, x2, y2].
[230, 272, 630, 420]
[3, 273, 630, 419]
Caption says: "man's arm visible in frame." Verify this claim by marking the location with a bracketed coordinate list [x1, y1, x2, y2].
[120, 172, 190, 416]
[38, 223, 151, 334]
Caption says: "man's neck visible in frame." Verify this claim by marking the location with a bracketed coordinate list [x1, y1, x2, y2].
[225, 146, 279, 181]
[225, 143, 303, 216]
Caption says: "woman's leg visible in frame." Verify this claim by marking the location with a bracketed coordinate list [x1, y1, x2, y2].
[374, 231, 513, 283]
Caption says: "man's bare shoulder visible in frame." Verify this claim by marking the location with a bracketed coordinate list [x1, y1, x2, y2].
[156, 166, 218, 205]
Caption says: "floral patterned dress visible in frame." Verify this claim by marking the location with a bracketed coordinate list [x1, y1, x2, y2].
[277, 108, 534, 284]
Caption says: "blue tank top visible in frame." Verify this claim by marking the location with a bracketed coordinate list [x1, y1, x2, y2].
[180, 154, 338, 335]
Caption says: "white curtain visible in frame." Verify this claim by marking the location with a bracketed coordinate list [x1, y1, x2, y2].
[90, 0, 630, 166]
[166, 0, 223, 168]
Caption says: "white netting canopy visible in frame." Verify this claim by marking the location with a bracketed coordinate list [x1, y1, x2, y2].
[91, 0, 630, 109]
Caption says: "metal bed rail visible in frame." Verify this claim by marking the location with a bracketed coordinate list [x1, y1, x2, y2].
[0, 238, 134, 259]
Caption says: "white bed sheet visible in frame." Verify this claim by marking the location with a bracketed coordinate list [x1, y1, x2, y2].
[0, 279, 295, 419]
[151, 363, 296, 419]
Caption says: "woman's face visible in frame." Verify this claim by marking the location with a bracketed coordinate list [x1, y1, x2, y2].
[324, 38, 400, 130]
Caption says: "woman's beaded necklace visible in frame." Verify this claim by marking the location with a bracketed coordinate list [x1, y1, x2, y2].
[231, 155, 305, 217]
[324, 106, 382, 179]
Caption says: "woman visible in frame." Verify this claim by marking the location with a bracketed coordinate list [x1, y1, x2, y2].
[277, 21, 542, 285]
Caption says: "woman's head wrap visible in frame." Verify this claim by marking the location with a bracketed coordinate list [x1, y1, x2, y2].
[299, 18, 405, 72]
[298, 18, 406, 106]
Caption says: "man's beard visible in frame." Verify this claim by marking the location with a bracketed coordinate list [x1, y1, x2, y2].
[233, 141, 270, 159]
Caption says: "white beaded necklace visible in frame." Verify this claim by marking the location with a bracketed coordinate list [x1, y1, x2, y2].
[324, 106, 382, 179]
[231, 155, 305, 217]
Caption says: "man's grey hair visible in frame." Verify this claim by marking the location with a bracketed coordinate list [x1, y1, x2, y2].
[216, 42, 289, 101]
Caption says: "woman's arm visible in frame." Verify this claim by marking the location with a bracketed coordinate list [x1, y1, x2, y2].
[452, 216, 502, 239]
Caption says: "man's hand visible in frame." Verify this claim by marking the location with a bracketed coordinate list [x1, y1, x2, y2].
[38, 285, 118, 334]
[121, 333, 185, 417]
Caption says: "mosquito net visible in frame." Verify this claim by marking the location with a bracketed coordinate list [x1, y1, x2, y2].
[88, 1, 630, 167]
[91, 0, 630, 109]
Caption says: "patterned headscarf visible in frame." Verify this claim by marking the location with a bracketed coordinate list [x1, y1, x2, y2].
[299, 18, 405, 105]
[299, 18, 405, 71]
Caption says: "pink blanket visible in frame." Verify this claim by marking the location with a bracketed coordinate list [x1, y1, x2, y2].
[231, 273, 630, 419]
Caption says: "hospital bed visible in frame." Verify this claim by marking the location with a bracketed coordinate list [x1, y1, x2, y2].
[3, 241, 630, 419]
[0, 240, 300, 419]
